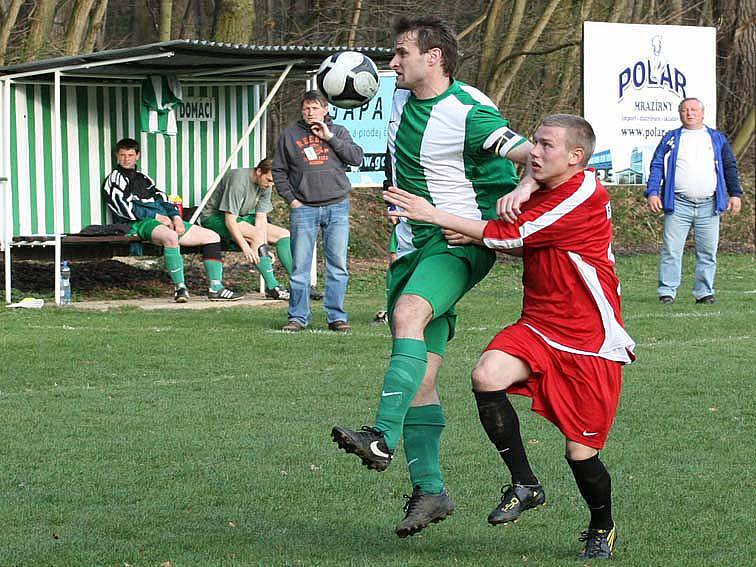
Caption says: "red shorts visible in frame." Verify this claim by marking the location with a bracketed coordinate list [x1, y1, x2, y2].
[485, 323, 623, 449]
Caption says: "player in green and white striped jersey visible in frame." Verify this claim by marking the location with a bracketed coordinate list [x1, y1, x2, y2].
[332, 16, 538, 537]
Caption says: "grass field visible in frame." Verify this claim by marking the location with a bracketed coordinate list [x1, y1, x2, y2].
[1, 253, 754, 566]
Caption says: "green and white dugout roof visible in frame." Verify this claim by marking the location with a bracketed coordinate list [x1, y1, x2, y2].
[0, 40, 393, 80]
[1, 41, 392, 304]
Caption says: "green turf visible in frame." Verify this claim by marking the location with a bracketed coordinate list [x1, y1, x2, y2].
[1, 253, 754, 566]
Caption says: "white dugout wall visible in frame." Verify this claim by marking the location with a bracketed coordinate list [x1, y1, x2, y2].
[4, 81, 267, 237]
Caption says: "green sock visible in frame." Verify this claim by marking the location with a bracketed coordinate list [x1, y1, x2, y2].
[256, 255, 280, 289]
[203, 259, 224, 291]
[275, 237, 294, 277]
[374, 338, 427, 450]
[403, 405, 446, 494]
[163, 246, 184, 286]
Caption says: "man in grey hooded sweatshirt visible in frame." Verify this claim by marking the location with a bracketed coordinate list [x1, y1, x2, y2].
[273, 90, 364, 332]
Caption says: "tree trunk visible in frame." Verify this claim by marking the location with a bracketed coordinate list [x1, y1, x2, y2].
[550, 0, 593, 114]
[608, 0, 631, 23]
[714, 0, 755, 138]
[213, 0, 255, 44]
[65, 0, 97, 55]
[82, 0, 109, 52]
[667, 0, 683, 24]
[131, 0, 156, 45]
[477, 0, 527, 90]
[0, 0, 24, 65]
[347, 0, 361, 48]
[159, 0, 172, 41]
[25, 0, 58, 61]
[731, 106, 754, 160]
[489, 0, 562, 104]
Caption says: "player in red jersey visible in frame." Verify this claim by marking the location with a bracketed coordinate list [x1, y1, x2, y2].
[383, 114, 635, 560]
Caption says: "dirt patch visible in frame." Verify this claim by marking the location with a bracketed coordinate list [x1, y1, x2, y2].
[1, 253, 388, 302]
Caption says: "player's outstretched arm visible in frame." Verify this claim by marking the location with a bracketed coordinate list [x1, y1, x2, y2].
[497, 176, 538, 223]
[498, 141, 539, 223]
[383, 186, 487, 240]
[442, 228, 481, 246]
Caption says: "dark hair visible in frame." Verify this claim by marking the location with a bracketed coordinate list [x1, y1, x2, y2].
[393, 16, 458, 77]
[255, 158, 273, 173]
[539, 114, 596, 166]
[115, 138, 140, 153]
[301, 89, 329, 108]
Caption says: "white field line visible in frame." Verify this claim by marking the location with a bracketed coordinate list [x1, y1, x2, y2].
[625, 311, 727, 320]
[635, 335, 752, 348]
[22, 324, 177, 332]
[0, 374, 240, 398]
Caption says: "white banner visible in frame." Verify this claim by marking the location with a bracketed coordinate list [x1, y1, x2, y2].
[330, 72, 396, 187]
[583, 21, 716, 184]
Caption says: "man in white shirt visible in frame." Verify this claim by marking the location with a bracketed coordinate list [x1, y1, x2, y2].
[645, 98, 742, 304]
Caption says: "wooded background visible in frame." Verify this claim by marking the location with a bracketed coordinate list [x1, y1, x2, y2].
[0, 0, 753, 161]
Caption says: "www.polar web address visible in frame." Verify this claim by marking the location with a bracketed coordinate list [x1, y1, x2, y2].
[620, 126, 666, 138]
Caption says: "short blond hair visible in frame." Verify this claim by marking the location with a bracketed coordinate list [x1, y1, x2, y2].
[539, 114, 596, 166]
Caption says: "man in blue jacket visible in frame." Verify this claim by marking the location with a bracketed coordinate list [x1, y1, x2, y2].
[645, 98, 742, 305]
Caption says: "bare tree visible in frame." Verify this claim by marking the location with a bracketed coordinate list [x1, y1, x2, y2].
[476, 0, 525, 89]
[488, 0, 561, 105]
[347, 0, 362, 48]
[65, 0, 97, 55]
[82, 0, 110, 52]
[717, 0, 755, 158]
[159, 0, 172, 41]
[213, 0, 255, 43]
[24, 0, 58, 60]
[0, 0, 24, 65]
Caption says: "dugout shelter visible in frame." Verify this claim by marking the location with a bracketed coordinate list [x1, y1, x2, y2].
[0, 40, 392, 304]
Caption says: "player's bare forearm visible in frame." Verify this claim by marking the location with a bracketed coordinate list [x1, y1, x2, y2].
[383, 186, 487, 240]
[498, 143, 539, 222]
[442, 229, 482, 246]
[172, 216, 186, 235]
[226, 213, 258, 264]
[505, 140, 533, 166]
[428, 210, 486, 240]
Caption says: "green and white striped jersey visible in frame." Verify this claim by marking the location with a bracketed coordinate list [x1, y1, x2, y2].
[387, 80, 525, 256]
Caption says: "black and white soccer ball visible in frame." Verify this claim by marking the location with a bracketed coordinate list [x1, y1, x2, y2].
[316, 51, 379, 109]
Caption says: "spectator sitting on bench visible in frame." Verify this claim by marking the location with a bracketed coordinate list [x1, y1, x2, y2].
[102, 137, 243, 303]
[199, 159, 292, 300]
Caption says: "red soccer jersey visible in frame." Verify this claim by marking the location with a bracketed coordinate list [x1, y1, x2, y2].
[482, 170, 635, 363]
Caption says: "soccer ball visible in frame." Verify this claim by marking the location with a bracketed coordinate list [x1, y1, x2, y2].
[316, 51, 379, 109]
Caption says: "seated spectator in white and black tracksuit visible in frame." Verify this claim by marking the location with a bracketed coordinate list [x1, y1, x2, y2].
[102, 137, 242, 303]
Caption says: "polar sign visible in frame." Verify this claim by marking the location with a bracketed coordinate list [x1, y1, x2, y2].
[584, 22, 716, 185]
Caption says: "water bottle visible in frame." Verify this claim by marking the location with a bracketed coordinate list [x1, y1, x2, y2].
[170, 195, 184, 218]
[60, 261, 72, 305]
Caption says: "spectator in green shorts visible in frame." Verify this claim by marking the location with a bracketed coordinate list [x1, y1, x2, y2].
[199, 159, 296, 300]
[102, 138, 242, 303]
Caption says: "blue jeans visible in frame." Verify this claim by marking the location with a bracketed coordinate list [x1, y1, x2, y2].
[658, 195, 720, 300]
[288, 200, 350, 326]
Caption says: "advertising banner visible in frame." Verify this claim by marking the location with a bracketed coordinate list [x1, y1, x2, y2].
[583, 21, 716, 184]
[329, 72, 396, 187]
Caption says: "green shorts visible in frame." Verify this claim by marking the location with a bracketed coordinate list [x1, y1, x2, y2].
[386, 235, 495, 356]
[388, 226, 398, 255]
[201, 213, 256, 246]
[128, 218, 193, 241]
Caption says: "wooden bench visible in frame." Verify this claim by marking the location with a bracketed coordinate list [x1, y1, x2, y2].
[11, 234, 161, 260]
